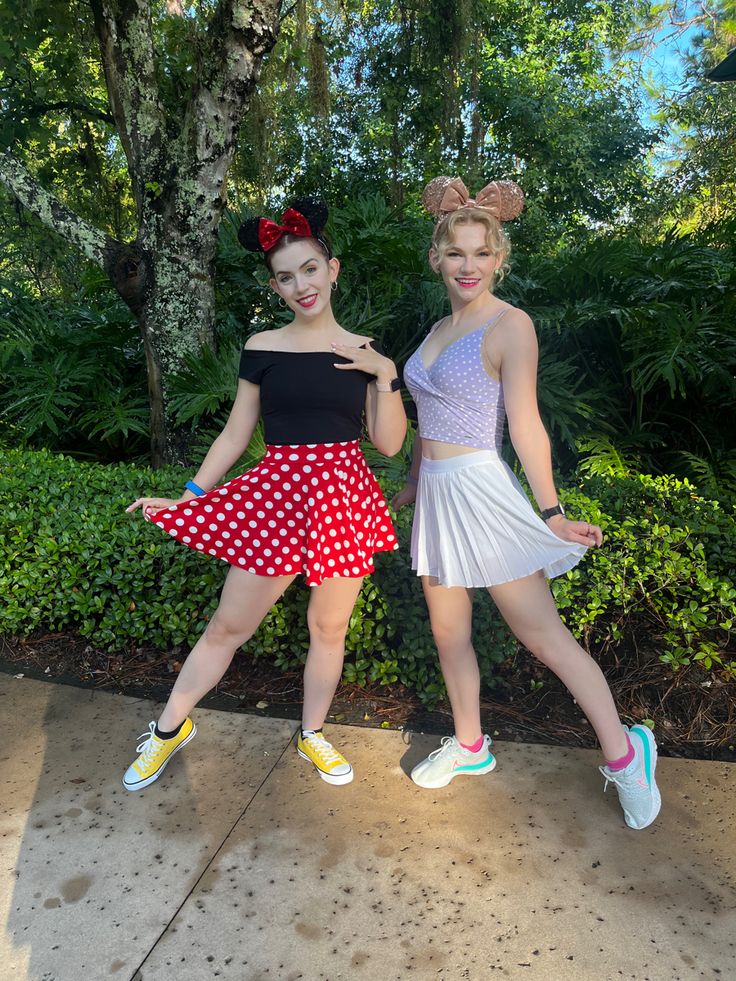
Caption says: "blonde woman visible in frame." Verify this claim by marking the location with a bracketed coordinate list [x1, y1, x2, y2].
[394, 178, 660, 830]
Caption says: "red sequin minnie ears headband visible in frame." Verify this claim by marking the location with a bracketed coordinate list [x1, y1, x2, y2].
[238, 197, 331, 257]
[422, 176, 524, 222]
[257, 207, 313, 252]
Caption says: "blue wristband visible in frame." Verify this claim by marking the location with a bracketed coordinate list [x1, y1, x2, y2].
[185, 479, 206, 496]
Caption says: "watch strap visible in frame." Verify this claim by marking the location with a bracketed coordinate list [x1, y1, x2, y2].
[540, 504, 565, 521]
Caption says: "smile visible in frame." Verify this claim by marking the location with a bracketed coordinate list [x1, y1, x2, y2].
[296, 294, 319, 308]
[456, 278, 480, 288]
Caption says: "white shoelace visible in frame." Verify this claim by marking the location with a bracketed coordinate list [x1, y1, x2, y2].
[135, 722, 164, 764]
[599, 765, 642, 794]
[305, 735, 343, 765]
[427, 736, 459, 761]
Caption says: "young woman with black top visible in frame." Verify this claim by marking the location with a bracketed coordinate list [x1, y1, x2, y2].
[124, 199, 406, 791]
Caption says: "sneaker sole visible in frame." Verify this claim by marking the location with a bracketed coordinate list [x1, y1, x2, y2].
[411, 753, 497, 790]
[122, 724, 198, 792]
[297, 747, 354, 785]
[627, 725, 661, 830]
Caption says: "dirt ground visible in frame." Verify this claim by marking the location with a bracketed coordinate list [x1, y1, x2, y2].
[3, 630, 734, 761]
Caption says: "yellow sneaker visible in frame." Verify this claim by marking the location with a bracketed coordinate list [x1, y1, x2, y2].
[297, 730, 353, 785]
[123, 718, 197, 791]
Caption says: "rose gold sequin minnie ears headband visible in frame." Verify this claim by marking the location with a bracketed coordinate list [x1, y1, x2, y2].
[422, 176, 525, 222]
[238, 197, 332, 256]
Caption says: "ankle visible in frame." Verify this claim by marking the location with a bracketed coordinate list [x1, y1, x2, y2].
[459, 734, 485, 754]
[301, 727, 323, 739]
[155, 719, 185, 740]
[606, 732, 635, 772]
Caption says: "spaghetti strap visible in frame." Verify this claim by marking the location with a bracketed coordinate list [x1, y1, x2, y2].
[481, 308, 511, 380]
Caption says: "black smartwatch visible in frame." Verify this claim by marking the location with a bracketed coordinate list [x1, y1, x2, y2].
[375, 377, 402, 392]
[541, 504, 565, 522]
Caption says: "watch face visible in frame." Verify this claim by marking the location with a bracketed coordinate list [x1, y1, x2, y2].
[390, 377, 402, 392]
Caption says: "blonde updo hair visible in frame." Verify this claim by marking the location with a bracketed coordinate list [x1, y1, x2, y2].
[430, 208, 512, 287]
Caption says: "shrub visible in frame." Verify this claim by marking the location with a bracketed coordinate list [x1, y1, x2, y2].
[2, 450, 734, 706]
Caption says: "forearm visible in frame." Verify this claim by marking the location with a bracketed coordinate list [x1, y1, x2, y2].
[370, 395, 406, 456]
[509, 421, 560, 512]
[188, 428, 252, 494]
[368, 361, 406, 456]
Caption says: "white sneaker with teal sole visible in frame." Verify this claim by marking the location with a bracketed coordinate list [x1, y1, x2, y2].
[599, 724, 661, 830]
[411, 734, 496, 789]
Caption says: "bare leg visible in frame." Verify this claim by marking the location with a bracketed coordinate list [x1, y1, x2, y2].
[301, 576, 364, 731]
[421, 577, 481, 746]
[488, 571, 628, 761]
[157, 567, 296, 731]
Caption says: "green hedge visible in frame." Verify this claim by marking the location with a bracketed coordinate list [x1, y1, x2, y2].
[2, 449, 734, 705]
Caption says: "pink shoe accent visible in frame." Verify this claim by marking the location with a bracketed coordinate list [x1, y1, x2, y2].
[460, 735, 485, 753]
[606, 733, 634, 772]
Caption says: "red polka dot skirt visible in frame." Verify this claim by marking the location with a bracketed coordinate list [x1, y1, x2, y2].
[148, 440, 398, 585]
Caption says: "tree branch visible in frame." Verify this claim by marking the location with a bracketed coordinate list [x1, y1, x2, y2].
[20, 100, 115, 127]
[0, 152, 150, 314]
[89, 0, 169, 217]
[168, 0, 282, 245]
[0, 151, 119, 268]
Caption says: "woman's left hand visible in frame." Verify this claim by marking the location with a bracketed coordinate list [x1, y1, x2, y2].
[331, 341, 395, 380]
[546, 515, 603, 548]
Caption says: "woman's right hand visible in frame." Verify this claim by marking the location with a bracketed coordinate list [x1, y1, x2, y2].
[126, 496, 185, 518]
[391, 482, 417, 510]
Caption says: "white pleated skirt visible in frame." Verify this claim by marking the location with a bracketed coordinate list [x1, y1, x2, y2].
[410, 450, 588, 588]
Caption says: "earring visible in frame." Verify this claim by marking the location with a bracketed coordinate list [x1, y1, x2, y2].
[331, 281, 338, 292]
[277, 295, 287, 308]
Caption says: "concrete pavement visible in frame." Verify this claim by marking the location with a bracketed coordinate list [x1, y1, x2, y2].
[1, 675, 734, 981]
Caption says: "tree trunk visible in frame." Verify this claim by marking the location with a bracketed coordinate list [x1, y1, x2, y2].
[0, 0, 282, 466]
[141, 249, 219, 466]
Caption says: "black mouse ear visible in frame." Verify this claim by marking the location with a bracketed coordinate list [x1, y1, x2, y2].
[237, 217, 264, 252]
[289, 197, 328, 235]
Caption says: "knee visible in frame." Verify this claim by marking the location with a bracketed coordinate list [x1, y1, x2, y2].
[525, 627, 573, 669]
[307, 609, 350, 648]
[205, 609, 248, 649]
[431, 619, 472, 658]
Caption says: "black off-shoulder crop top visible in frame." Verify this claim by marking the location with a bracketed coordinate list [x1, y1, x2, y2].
[238, 342, 383, 445]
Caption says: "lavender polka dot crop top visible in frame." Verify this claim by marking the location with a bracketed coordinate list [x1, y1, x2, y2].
[403, 311, 508, 452]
